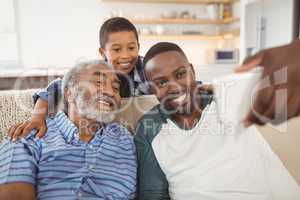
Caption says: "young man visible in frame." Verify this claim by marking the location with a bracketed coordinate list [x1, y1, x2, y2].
[135, 42, 300, 200]
[0, 60, 137, 200]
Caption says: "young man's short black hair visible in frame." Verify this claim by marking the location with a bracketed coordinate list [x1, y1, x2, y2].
[143, 42, 188, 68]
[99, 17, 139, 48]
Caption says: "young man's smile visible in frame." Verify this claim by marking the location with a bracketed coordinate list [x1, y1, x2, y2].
[145, 50, 197, 115]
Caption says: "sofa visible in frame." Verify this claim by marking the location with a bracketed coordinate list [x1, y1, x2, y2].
[0, 89, 299, 185]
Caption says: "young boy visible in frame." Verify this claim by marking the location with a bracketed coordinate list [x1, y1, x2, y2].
[9, 17, 148, 140]
[135, 42, 300, 200]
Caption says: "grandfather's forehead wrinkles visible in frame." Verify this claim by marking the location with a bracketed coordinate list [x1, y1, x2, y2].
[93, 71, 107, 77]
[92, 70, 120, 82]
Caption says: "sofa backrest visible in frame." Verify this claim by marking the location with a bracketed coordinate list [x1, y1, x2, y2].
[0, 89, 159, 141]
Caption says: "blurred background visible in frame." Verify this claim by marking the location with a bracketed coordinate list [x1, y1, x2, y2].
[0, 0, 299, 89]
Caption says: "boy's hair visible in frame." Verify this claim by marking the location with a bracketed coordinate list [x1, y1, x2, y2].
[143, 42, 188, 68]
[99, 17, 139, 48]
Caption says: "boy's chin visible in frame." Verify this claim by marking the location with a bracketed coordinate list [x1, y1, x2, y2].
[117, 65, 134, 74]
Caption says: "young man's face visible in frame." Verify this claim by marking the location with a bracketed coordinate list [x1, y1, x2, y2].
[145, 51, 197, 115]
[100, 31, 139, 75]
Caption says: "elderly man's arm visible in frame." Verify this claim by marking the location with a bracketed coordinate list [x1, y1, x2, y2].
[0, 135, 40, 199]
[0, 183, 35, 200]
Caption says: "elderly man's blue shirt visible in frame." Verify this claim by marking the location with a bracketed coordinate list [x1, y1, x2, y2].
[0, 111, 137, 200]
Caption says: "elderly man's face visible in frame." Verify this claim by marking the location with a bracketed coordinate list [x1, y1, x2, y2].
[70, 64, 121, 122]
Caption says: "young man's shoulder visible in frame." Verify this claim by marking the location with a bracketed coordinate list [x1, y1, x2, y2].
[134, 104, 167, 143]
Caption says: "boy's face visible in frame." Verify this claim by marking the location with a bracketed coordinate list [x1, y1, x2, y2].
[99, 31, 139, 75]
[145, 51, 198, 115]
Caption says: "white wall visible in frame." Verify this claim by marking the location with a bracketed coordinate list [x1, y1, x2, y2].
[240, 0, 295, 61]
[6, 0, 239, 69]
[0, 0, 18, 65]
[261, 0, 294, 48]
[15, 0, 101, 68]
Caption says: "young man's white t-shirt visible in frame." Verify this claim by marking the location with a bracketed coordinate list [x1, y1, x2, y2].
[152, 102, 300, 200]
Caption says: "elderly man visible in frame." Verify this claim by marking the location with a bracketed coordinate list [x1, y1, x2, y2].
[0, 60, 137, 200]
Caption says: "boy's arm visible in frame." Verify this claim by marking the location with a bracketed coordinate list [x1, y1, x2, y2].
[8, 78, 63, 140]
[9, 99, 48, 141]
[134, 122, 170, 200]
[33, 78, 63, 115]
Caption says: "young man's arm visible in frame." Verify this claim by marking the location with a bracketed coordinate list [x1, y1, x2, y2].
[0, 135, 40, 199]
[134, 117, 170, 200]
[235, 39, 300, 126]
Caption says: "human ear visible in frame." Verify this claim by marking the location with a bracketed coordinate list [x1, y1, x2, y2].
[190, 63, 196, 76]
[137, 43, 140, 51]
[65, 88, 76, 104]
[99, 47, 107, 60]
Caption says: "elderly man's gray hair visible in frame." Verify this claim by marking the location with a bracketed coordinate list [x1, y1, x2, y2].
[61, 59, 113, 112]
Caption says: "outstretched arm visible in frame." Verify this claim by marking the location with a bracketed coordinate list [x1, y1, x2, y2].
[235, 39, 300, 126]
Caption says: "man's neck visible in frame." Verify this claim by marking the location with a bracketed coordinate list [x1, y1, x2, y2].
[68, 107, 103, 143]
[171, 109, 203, 130]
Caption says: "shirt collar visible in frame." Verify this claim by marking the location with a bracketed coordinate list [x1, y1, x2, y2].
[54, 111, 104, 144]
[54, 111, 78, 143]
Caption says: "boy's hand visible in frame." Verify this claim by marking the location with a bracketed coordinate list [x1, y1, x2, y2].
[235, 39, 300, 126]
[8, 116, 47, 142]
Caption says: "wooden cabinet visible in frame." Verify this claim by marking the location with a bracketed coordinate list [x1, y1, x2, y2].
[102, 0, 240, 40]
[0, 75, 63, 90]
[102, 0, 238, 4]
[130, 17, 239, 25]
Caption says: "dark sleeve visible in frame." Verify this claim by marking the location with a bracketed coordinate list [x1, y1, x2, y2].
[134, 119, 170, 200]
[135, 56, 151, 96]
[32, 78, 62, 114]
